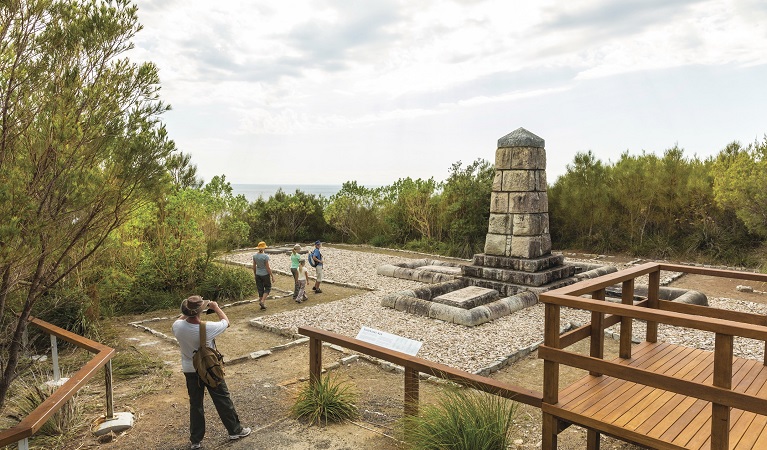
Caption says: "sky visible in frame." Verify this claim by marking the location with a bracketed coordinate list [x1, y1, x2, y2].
[127, 0, 767, 187]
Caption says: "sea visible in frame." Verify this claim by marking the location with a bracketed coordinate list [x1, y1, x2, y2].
[231, 184, 343, 202]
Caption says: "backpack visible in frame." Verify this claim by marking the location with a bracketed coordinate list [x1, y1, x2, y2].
[307, 249, 317, 267]
[192, 321, 225, 388]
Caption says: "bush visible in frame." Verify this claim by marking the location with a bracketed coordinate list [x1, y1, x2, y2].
[291, 374, 358, 426]
[198, 263, 257, 301]
[401, 388, 517, 450]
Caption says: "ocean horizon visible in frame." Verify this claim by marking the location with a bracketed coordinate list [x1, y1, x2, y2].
[231, 184, 343, 202]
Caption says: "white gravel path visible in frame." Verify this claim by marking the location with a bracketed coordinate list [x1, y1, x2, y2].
[223, 247, 766, 373]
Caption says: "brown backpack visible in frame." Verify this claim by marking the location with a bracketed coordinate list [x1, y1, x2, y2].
[192, 321, 225, 388]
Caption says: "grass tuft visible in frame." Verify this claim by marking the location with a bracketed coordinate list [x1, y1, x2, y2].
[291, 373, 358, 426]
[401, 387, 518, 450]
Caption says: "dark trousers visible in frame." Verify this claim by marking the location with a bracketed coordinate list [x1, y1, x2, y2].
[290, 268, 299, 298]
[184, 372, 243, 444]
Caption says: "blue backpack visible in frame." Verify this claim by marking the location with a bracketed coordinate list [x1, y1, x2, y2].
[307, 249, 317, 267]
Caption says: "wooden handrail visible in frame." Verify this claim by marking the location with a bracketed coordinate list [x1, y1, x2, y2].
[0, 317, 115, 447]
[298, 326, 543, 409]
[541, 292, 767, 341]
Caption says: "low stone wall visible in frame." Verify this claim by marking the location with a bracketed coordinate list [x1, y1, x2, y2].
[376, 259, 462, 284]
[381, 281, 538, 327]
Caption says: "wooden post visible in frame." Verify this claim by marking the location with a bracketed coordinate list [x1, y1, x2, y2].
[589, 289, 605, 376]
[105, 360, 114, 420]
[404, 366, 419, 417]
[309, 336, 322, 386]
[711, 333, 732, 450]
[620, 279, 634, 359]
[587, 428, 601, 450]
[646, 270, 660, 343]
[542, 303, 561, 450]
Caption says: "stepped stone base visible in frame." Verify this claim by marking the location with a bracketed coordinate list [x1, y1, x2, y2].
[461, 252, 576, 296]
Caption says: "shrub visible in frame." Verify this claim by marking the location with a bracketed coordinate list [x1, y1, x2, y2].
[401, 388, 517, 450]
[198, 263, 257, 301]
[291, 374, 358, 426]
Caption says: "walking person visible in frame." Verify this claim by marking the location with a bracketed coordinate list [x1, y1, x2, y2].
[252, 241, 274, 310]
[290, 244, 301, 300]
[172, 296, 251, 449]
[310, 240, 324, 294]
[295, 258, 310, 303]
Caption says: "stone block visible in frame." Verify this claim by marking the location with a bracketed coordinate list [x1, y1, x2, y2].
[534, 170, 548, 191]
[490, 192, 510, 213]
[510, 147, 546, 170]
[492, 171, 503, 191]
[510, 236, 546, 259]
[487, 213, 511, 234]
[461, 265, 482, 278]
[512, 214, 546, 236]
[509, 192, 548, 214]
[502, 170, 537, 192]
[495, 148, 514, 170]
[433, 286, 499, 309]
[484, 233, 507, 256]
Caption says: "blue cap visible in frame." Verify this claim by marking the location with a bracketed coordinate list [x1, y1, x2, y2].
[314, 240, 321, 245]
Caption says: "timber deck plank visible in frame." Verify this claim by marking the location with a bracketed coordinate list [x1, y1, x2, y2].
[550, 342, 767, 449]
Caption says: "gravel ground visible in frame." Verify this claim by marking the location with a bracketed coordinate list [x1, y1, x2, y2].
[223, 247, 766, 373]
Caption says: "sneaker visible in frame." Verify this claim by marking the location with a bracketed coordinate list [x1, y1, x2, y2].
[190, 443, 202, 449]
[312, 286, 317, 291]
[315, 289, 322, 294]
[259, 303, 266, 310]
[295, 299, 302, 303]
[229, 427, 252, 440]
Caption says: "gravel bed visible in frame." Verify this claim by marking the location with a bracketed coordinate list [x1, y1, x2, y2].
[225, 247, 766, 373]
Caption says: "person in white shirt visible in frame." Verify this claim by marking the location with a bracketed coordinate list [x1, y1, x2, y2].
[171, 296, 251, 449]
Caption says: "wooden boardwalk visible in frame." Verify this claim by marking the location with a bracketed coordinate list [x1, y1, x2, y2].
[539, 263, 767, 450]
[544, 341, 767, 449]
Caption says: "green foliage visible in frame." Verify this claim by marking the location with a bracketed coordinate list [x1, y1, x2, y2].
[291, 374, 358, 426]
[32, 286, 99, 345]
[713, 137, 767, 238]
[247, 189, 328, 244]
[324, 182, 385, 243]
[440, 160, 494, 257]
[549, 144, 760, 264]
[198, 264, 257, 301]
[401, 388, 518, 450]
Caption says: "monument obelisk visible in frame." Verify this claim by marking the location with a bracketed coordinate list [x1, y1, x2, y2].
[462, 128, 575, 296]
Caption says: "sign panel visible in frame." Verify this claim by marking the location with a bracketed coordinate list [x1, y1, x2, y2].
[355, 326, 422, 356]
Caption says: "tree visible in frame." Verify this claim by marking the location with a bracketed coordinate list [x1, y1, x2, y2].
[440, 159, 493, 257]
[324, 181, 383, 243]
[0, 0, 174, 408]
[713, 137, 767, 238]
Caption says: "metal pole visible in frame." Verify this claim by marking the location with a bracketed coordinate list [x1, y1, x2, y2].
[50, 335, 60, 382]
[17, 438, 29, 450]
[105, 360, 114, 420]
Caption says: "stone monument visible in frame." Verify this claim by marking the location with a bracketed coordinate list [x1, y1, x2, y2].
[461, 128, 575, 296]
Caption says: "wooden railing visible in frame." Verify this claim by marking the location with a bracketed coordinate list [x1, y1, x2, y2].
[539, 262, 767, 450]
[0, 316, 116, 449]
[298, 326, 542, 417]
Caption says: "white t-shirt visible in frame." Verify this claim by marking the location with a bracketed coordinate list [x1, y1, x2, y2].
[172, 319, 229, 373]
